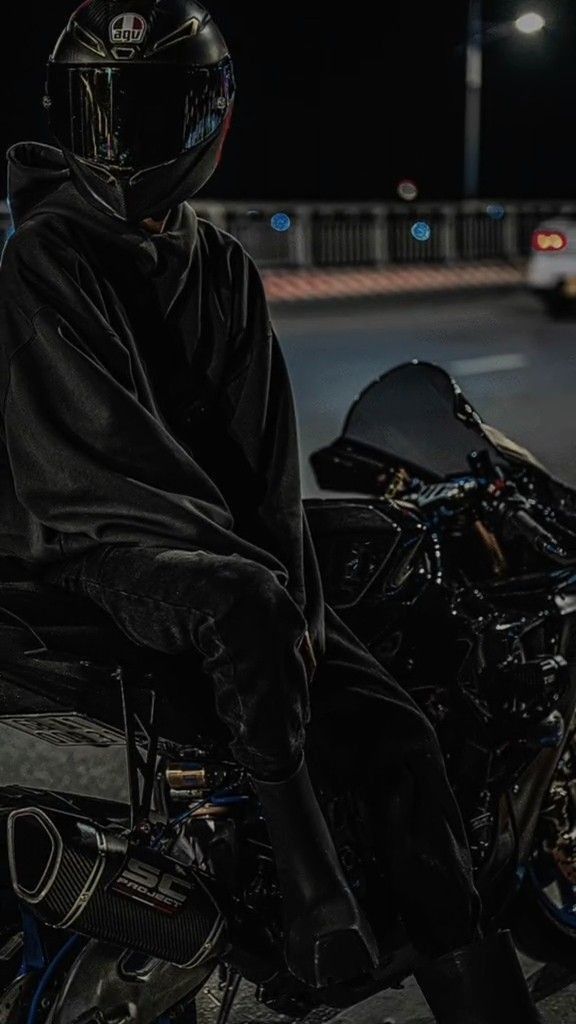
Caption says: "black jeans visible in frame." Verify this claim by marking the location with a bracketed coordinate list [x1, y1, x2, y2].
[41, 542, 481, 956]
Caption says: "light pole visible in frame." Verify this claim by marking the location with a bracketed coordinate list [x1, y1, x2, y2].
[463, 0, 483, 199]
[463, 6, 546, 198]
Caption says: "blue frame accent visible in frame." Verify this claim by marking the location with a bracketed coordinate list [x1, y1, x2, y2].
[26, 935, 81, 1024]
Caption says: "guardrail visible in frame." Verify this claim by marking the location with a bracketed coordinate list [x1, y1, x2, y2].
[1, 199, 574, 269]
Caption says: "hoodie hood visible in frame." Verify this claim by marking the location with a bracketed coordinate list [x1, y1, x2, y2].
[7, 142, 70, 230]
[6, 141, 199, 316]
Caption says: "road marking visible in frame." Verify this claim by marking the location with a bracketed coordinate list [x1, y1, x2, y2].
[449, 353, 528, 377]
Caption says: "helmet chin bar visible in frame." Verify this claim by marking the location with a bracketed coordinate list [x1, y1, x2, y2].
[62, 131, 224, 223]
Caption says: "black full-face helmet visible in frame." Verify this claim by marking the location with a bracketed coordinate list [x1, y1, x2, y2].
[45, 0, 236, 222]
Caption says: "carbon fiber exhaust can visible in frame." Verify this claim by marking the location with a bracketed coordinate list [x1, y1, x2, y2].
[7, 807, 225, 967]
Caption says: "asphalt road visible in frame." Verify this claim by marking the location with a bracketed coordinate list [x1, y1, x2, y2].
[195, 959, 576, 1024]
[2, 285, 576, 1021]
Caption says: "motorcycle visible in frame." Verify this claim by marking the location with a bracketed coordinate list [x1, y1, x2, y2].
[0, 359, 575, 1023]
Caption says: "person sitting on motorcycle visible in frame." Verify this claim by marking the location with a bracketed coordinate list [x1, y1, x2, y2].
[0, 1, 542, 1019]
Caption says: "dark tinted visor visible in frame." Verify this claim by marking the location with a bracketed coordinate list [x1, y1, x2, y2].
[47, 57, 235, 171]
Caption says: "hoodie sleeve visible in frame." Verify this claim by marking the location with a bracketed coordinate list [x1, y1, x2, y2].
[0, 228, 291, 581]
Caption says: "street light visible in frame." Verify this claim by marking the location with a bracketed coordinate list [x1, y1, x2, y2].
[463, 4, 547, 197]
[515, 12, 546, 35]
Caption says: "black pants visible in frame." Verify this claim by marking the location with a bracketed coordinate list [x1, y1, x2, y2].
[41, 543, 481, 956]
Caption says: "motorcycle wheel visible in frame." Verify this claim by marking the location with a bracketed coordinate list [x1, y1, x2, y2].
[512, 736, 576, 968]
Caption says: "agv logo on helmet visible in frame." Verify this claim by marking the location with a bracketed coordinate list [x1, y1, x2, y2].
[109, 14, 148, 44]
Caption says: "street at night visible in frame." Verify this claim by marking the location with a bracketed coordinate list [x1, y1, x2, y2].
[3, 0, 576, 1019]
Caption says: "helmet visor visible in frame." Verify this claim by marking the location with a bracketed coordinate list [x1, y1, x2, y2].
[47, 57, 235, 172]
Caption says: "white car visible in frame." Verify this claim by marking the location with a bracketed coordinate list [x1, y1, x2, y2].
[527, 217, 576, 314]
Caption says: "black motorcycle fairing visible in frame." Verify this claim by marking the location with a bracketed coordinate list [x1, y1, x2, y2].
[304, 498, 426, 610]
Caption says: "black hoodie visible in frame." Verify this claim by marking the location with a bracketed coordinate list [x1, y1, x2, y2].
[0, 142, 325, 654]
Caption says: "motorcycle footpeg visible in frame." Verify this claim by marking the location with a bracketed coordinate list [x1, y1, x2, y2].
[286, 900, 379, 989]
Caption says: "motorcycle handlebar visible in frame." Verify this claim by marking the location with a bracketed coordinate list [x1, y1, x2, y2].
[465, 452, 576, 565]
[404, 462, 576, 566]
[499, 504, 575, 565]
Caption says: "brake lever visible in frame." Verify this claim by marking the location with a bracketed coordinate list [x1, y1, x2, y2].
[486, 483, 575, 565]
[467, 450, 576, 565]
[506, 506, 572, 563]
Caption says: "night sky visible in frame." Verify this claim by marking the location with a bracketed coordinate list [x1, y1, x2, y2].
[2, 1, 575, 202]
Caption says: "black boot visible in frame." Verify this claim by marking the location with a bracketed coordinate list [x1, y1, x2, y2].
[251, 757, 379, 988]
[414, 930, 543, 1023]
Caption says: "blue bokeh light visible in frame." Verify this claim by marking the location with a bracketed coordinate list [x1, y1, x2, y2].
[411, 221, 432, 242]
[486, 204, 506, 221]
[271, 212, 292, 232]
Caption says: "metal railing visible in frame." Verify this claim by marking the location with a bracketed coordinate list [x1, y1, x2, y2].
[2, 199, 574, 270]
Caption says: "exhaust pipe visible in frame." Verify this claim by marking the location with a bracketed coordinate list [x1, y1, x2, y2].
[8, 808, 225, 968]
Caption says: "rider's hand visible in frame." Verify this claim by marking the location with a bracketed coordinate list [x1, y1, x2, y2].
[299, 629, 317, 684]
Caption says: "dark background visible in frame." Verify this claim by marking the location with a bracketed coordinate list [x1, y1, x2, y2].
[2, 0, 575, 201]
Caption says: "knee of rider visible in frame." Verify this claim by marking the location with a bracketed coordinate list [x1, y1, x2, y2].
[225, 559, 306, 639]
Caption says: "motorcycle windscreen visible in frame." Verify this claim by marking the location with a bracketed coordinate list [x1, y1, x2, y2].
[342, 361, 546, 481]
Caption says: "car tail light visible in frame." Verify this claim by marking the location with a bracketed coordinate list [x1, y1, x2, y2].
[532, 230, 568, 253]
